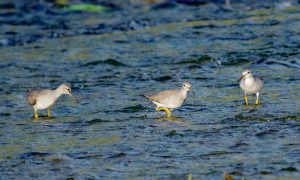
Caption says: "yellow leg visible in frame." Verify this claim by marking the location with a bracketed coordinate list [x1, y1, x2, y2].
[244, 95, 248, 105]
[255, 92, 260, 105]
[156, 107, 172, 117]
[34, 111, 38, 119]
[47, 108, 51, 118]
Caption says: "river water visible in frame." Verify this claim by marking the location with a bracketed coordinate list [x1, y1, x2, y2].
[0, 1, 300, 179]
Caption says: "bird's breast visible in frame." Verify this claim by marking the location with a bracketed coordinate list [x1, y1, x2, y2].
[34, 97, 57, 110]
[240, 78, 261, 94]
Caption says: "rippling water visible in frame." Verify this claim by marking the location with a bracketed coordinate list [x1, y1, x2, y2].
[0, 2, 300, 179]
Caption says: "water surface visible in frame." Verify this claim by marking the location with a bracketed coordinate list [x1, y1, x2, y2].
[0, 1, 300, 179]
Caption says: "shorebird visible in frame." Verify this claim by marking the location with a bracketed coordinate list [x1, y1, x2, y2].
[142, 81, 192, 116]
[27, 84, 73, 119]
[238, 69, 263, 105]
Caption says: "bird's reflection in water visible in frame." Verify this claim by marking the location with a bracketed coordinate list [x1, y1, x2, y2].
[155, 115, 191, 126]
[241, 103, 262, 109]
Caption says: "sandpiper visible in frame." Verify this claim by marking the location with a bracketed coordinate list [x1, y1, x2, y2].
[238, 69, 263, 105]
[27, 84, 73, 119]
[142, 81, 192, 116]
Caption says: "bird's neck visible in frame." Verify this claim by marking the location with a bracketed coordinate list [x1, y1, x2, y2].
[245, 76, 255, 86]
[54, 88, 63, 99]
[180, 88, 188, 96]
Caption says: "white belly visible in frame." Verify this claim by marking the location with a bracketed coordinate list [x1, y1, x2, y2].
[240, 78, 262, 94]
[34, 98, 56, 110]
[153, 101, 182, 109]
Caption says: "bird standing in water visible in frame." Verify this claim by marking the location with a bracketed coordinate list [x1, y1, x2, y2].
[238, 69, 263, 105]
[142, 81, 192, 116]
[27, 84, 74, 119]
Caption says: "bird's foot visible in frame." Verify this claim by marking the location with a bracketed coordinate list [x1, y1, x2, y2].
[34, 112, 38, 119]
[255, 98, 260, 105]
[156, 107, 172, 117]
[47, 108, 51, 118]
[244, 95, 249, 105]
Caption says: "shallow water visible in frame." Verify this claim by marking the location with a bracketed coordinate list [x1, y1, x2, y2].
[1, 1, 300, 179]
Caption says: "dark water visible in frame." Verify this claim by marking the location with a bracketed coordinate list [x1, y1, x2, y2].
[1, 1, 300, 179]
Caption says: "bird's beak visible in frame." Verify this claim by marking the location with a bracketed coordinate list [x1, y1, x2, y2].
[68, 92, 78, 103]
[191, 89, 195, 96]
[67, 90, 73, 97]
[190, 90, 196, 105]
[237, 74, 246, 83]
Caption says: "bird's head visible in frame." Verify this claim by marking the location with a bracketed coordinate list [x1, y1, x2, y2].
[182, 81, 192, 91]
[57, 84, 73, 97]
[238, 69, 252, 82]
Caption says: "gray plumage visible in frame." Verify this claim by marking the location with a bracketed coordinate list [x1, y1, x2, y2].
[238, 69, 263, 105]
[239, 70, 263, 94]
[27, 84, 72, 110]
[143, 81, 191, 109]
[27, 84, 73, 119]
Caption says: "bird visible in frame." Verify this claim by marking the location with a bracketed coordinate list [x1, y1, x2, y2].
[238, 69, 263, 105]
[142, 81, 192, 116]
[27, 84, 74, 119]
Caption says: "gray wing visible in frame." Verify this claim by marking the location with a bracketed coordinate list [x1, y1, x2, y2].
[27, 90, 42, 105]
[254, 76, 264, 90]
[144, 89, 179, 103]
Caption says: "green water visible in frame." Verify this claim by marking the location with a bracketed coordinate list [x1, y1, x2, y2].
[0, 3, 300, 179]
